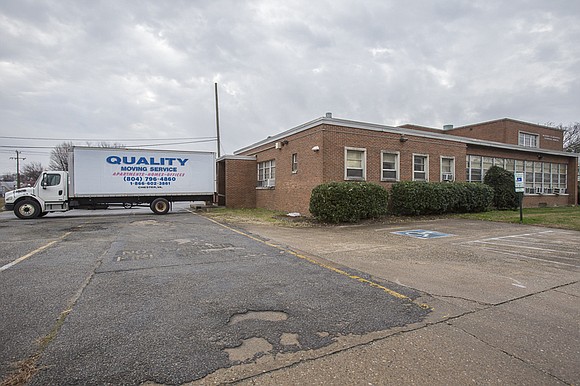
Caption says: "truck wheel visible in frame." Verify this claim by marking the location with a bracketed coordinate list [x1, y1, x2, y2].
[150, 198, 170, 215]
[15, 199, 41, 219]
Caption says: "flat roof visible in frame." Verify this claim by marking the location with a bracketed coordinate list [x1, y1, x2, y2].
[234, 116, 579, 159]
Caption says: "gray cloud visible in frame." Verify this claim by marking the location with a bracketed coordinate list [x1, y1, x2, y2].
[1, 0, 579, 172]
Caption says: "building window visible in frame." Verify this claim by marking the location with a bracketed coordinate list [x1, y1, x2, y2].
[534, 162, 543, 193]
[345, 148, 366, 180]
[505, 158, 515, 173]
[466, 155, 482, 182]
[413, 154, 428, 181]
[493, 158, 505, 168]
[440, 157, 455, 182]
[525, 161, 534, 194]
[291, 153, 298, 173]
[257, 160, 275, 187]
[519, 132, 539, 148]
[381, 151, 399, 181]
[559, 164, 567, 193]
[466, 156, 569, 195]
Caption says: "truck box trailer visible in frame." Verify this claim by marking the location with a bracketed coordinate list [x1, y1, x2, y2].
[4, 147, 216, 219]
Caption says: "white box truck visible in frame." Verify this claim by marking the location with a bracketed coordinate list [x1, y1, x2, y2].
[4, 147, 216, 219]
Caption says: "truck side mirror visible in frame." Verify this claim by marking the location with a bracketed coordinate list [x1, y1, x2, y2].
[41, 174, 48, 189]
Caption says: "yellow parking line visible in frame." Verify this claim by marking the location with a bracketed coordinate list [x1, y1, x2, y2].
[0, 232, 72, 272]
[200, 215, 431, 310]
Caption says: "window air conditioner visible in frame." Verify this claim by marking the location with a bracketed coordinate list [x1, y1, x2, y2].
[265, 179, 275, 187]
[442, 173, 454, 181]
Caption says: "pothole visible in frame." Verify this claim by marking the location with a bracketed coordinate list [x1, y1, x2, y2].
[280, 333, 301, 347]
[228, 311, 288, 326]
[224, 337, 273, 362]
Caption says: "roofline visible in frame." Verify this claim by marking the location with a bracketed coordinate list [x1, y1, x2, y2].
[234, 116, 578, 158]
[450, 117, 560, 132]
[217, 155, 256, 162]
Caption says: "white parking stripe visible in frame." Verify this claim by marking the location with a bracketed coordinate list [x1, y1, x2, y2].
[0, 232, 71, 272]
[481, 247, 579, 267]
[470, 240, 576, 254]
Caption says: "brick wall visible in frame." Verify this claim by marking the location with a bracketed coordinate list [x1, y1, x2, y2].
[320, 124, 468, 185]
[221, 158, 256, 208]
[241, 128, 325, 214]
[447, 119, 564, 151]
[231, 120, 577, 213]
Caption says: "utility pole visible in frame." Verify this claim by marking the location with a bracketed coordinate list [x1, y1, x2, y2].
[10, 150, 26, 188]
[214, 82, 221, 158]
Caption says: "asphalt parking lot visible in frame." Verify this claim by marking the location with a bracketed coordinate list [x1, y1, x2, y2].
[0, 207, 578, 385]
[1, 206, 427, 385]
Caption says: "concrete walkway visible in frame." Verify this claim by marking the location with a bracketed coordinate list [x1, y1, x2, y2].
[196, 218, 579, 385]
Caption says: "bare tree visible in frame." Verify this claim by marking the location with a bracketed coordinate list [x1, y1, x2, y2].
[49, 141, 125, 171]
[547, 122, 580, 153]
[21, 161, 44, 184]
[85, 141, 125, 148]
[562, 122, 580, 153]
[49, 141, 74, 171]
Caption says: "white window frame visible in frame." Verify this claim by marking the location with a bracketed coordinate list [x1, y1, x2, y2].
[344, 147, 366, 181]
[291, 153, 298, 174]
[518, 131, 539, 148]
[257, 159, 276, 188]
[381, 151, 400, 182]
[413, 153, 429, 182]
[440, 156, 455, 182]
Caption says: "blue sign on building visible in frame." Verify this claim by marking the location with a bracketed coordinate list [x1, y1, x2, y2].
[391, 229, 454, 239]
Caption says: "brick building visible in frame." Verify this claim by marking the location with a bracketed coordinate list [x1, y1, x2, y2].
[217, 115, 579, 214]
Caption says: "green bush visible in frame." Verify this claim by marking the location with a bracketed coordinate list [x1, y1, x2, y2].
[484, 166, 519, 210]
[309, 182, 389, 223]
[390, 181, 493, 215]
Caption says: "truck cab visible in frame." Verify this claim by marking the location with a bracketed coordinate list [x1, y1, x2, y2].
[4, 171, 69, 219]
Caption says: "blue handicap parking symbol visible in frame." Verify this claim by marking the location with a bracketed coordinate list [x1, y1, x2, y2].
[391, 229, 454, 239]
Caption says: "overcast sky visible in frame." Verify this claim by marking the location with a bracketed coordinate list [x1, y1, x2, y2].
[1, 0, 579, 175]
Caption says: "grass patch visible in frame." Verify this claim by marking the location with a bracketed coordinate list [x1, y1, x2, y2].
[456, 206, 580, 231]
[202, 206, 580, 231]
[203, 207, 311, 227]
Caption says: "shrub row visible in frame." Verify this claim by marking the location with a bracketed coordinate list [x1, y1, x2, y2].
[309, 181, 389, 223]
[390, 181, 494, 215]
[309, 181, 494, 222]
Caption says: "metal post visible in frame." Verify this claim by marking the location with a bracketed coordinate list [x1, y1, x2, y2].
[10, 150, 25, 189]
[519, 192, 524, 223]
[214, 83, 221, 158]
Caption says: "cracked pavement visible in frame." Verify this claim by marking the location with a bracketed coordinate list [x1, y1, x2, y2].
[233, 218, 580, 385]
[1, 207, 578, 385]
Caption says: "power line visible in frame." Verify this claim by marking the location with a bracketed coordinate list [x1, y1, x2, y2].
[125, 139, 217, 147]
[0, 138, 217, 149]
[0, 135, 217, 141]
